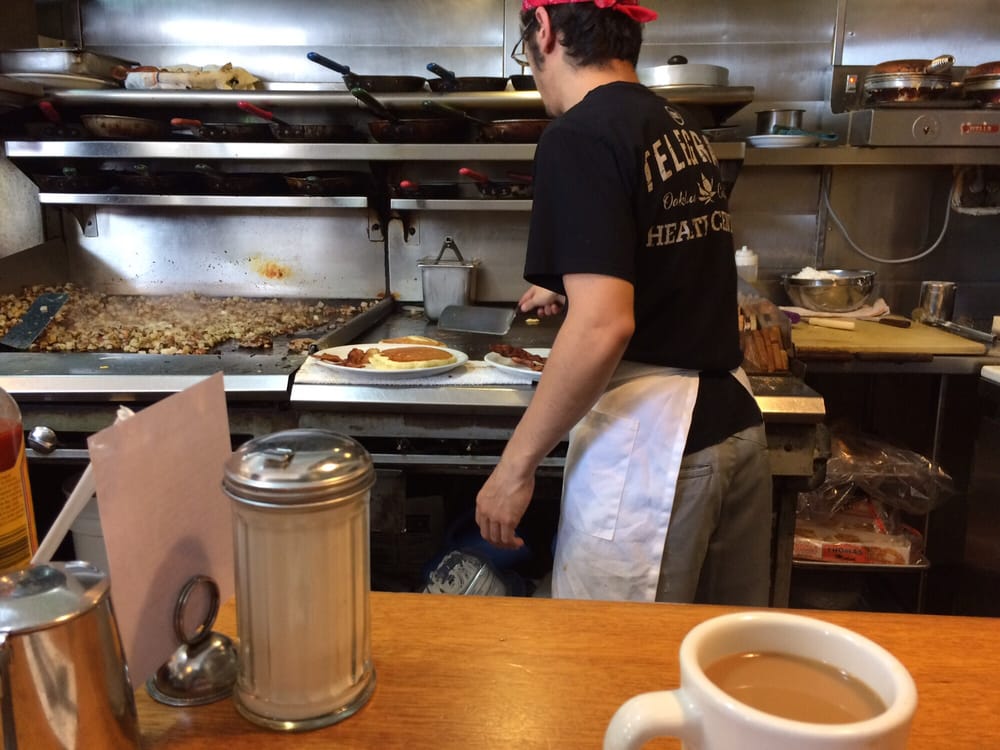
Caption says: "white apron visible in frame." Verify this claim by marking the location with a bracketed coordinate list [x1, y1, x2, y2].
[551, 363, 752, 602]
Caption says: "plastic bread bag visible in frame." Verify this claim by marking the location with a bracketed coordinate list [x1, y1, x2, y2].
[120, 62, 260, 90]
[798, 431, 957, 516]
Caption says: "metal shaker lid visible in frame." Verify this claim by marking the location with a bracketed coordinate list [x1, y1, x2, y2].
[222, 428, 374, 507]
[0, 561, 108, 635]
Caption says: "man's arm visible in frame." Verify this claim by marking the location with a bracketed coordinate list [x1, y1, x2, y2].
[475, 273, 635, 548]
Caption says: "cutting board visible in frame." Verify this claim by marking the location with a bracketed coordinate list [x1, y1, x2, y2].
[792, 320, 987, 359]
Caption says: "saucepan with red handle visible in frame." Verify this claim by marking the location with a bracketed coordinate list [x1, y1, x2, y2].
[170, 116, 274, 141]
[390, 179, 462, 199]
[23, 101, 87, 139]
[459, 167, 533, 198]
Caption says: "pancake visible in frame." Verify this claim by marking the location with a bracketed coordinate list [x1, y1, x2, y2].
[379, 335, 447, 347]
[368, 346, 457, 370]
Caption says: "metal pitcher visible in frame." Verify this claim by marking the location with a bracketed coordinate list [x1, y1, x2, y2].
[0, 561, 140, 749]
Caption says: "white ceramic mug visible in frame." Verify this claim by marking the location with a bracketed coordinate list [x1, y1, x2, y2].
[604, 611, 917, 750]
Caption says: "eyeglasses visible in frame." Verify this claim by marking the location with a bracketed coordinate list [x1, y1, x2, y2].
[509, 16, 539, 70]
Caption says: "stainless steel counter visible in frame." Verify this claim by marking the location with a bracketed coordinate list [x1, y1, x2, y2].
[291, 305, 827, 424]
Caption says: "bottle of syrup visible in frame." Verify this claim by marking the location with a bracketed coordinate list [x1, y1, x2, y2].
[0, 387, 37, 572]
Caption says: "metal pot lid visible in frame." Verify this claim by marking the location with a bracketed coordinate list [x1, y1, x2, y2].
[965, 61, 1000, 79]
[0, 562, 108, 635]
[964, 75, 1000, 92]
[638, 56, 729, 87]
[863, 73, 951, 90]
[223, 428, 374, 507]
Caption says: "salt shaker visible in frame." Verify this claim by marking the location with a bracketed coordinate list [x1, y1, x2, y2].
[223, 428, 376, 731]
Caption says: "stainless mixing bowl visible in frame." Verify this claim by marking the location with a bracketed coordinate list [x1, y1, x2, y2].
[781, 269, 877, 313]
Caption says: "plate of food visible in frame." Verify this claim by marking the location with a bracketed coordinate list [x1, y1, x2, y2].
[483, 345, 550, 381]
[310, 341, 467, 378]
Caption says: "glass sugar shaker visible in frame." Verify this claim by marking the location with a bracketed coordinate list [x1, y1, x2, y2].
[222, 428, 376, 731]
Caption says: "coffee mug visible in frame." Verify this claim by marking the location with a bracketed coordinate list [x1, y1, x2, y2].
[604, 611, 917, 750]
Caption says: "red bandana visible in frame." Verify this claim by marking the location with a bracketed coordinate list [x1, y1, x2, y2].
[521, 0, 658, 23]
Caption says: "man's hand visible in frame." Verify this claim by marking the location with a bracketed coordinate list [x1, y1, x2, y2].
[519, 285, 566, 317]
[475, 459, 535, 549]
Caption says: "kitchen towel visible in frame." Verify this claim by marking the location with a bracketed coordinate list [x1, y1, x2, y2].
[781, 297, 890, 320]
[295, 357, 536, 386]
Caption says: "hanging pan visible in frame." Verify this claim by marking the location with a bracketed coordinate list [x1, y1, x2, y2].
[458, 167, 533, 198]
[426, 63, 507, 92]
[351, 88, 466, 143]
[81, 113, 171, 139]
[237, 101, 359, 142]
[170, 117, 273, 141]
[283, 170, 373, 196]
[390, 179, 461, 199]
[23, 101, 86, 138]
[307, 51, 426, 93]
[422, 100, 550, 143]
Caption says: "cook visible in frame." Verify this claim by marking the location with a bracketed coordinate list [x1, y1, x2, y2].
[475, 0, 772, 604]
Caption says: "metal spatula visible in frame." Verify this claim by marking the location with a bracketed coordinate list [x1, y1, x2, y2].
[437, 304, 517, 335]
[0, 292, 68, 350]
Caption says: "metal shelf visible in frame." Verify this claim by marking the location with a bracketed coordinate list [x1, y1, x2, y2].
[36, 193, 369, 208]
[743, 145, 1000, 166]
[4, 139, 747, 162]
[793, 558, 930, 572]
[390, 198, 531, 211]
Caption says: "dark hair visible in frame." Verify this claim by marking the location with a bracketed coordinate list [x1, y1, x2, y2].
[520, 4, 644, 68]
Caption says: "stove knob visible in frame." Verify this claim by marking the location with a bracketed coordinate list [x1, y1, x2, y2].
[465, 440, 477, 453]
[912, 114, 941, 144]
[395, 438, 410, 453]
[27, 425, 59, 454]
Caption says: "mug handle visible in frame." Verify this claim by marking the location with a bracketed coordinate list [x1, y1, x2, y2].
[603, 690, 693, 750]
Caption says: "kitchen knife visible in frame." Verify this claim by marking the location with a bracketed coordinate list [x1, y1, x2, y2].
[0, 292, 68, 351]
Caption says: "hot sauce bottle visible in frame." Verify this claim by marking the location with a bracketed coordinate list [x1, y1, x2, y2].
[0, 387, 37, 572]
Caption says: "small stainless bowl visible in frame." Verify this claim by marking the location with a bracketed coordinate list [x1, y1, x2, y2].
[781, 269, 877, 313]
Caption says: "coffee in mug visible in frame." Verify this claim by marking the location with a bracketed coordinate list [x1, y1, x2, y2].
[604, 611, 917, 750]
[705, 651, 886, 724]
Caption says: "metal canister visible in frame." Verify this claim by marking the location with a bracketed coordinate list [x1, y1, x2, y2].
[222, 429, 376, 732]
[0, 562, 140, 749]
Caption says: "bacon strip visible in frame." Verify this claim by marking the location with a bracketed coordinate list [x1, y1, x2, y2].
[489, 344, 547, 371]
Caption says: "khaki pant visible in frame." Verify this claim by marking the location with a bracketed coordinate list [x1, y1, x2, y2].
[655, 423, 772, 606]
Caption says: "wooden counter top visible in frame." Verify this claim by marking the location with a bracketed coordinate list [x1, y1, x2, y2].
[136, 593, 995, 749]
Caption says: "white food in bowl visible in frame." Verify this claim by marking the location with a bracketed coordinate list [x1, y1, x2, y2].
[790, 266, 839, 280]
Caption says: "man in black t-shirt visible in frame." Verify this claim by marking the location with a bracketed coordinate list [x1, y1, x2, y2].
[474, 0, 772, 604]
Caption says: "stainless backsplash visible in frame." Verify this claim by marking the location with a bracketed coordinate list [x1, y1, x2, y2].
[4, 0, 998, 323]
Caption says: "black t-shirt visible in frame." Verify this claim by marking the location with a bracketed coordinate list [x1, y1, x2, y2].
[524, 82, 760, 451]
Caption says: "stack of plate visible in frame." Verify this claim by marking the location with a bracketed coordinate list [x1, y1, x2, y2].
[746, 134, 820, 148]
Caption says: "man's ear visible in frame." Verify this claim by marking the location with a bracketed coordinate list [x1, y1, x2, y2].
[535, 7, 558, 55]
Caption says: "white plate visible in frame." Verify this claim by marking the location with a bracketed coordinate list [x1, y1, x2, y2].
[310, 343, 468, 379]
[746, 134, 820, 148]
[483, 348, 551, 381]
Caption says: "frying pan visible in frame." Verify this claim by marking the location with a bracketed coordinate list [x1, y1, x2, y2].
[171, 117, 274, 141]
[863, 54, 956, 104]
[426, 63, 507, 93]
[284, 170, 372, 196]
[194, 164, 281, 195]
[31, 167, 110, 192]
[509, 74, 536, 91]
[422, 100, 550, 143]
[81, 113, 171, 139]
[102, 163, 196, 193]
[351, 88, 467, 144]
[23, 101, 87, 139]
[307, 51, 426, 93]
[390, 179, 461, 199]
[459, 167, 533, 199]
[237, 101, 359, 142]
